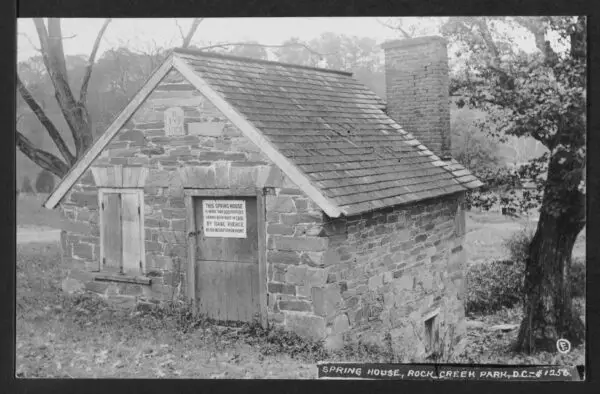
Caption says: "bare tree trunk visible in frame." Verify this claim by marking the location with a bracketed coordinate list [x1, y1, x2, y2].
[514, 150, 585, 353]
[18, 18, 111, 177]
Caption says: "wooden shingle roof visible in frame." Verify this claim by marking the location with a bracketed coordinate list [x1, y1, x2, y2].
[174, 49, 482, 216]
[44, 49, 482, 216]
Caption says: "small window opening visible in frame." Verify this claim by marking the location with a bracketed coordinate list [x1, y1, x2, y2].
[424, 313, 440, 352]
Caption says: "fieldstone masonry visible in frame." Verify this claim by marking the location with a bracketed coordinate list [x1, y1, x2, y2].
[321, 193, 468, 359]
[60, 68, 289, 307]
[58, 46, 469, 361]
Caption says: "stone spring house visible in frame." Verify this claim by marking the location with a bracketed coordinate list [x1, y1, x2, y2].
[44, 36, 482, 359]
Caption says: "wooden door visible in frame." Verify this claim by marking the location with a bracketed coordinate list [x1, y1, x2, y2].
[194, 196, 260, 323]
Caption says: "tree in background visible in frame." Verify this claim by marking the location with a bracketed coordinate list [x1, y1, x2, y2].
[17, 18, 112, 178]
[21, 176, 35, 194]
[451, 106, 500, 171]
[16, 18, 334, 182]
[16, 18, 204, 179]
[35, 170, 55, 194]
[225, 41, 269, 60]
[378, 17, 446, 40]
[271, 34, 386, 99]
[273, 37, 322, 67]
[442, 16, 586, 353]
[87, 47, 165, 135]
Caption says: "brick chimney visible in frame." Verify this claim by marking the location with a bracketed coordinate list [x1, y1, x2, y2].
[382, 36, 451, 159]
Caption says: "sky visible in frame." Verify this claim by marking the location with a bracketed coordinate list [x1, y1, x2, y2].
[16, 17, 542, 62]
[17, 17, 401, 61]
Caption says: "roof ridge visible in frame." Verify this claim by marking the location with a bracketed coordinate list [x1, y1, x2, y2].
[172, 47, 354, 77]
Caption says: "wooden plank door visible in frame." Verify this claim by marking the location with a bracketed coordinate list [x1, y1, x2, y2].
[194, 196, 260, 323]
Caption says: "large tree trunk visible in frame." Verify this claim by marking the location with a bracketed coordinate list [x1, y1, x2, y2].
[514, 151, 585, 353]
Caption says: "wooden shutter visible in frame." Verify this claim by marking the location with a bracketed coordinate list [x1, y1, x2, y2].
[121, 192, 142, 274]
[101, 193, 122, 271]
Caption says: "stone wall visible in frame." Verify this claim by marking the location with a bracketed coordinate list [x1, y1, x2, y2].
[60, 68, 291, 306]
[58, 67, 468, 360]
[315, 192, 468, 359]
[263, 190, 330, 337]
[383, 36, 452, 159]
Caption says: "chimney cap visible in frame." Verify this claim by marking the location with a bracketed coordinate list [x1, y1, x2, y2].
[381, 36, 447, 50]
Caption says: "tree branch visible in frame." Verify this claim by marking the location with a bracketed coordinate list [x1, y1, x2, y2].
[513, 17, 559, 66]
[32, 18, 51, 69]
[33, 18, 94, 159]
[18, 32, 41, 52]
[174, 19, 186, 42]
[17, 75, 76, 166]
[198, 41, 333, 58]
[16, 130, 70, 178]
[475, 18, 501, 63]
[474, 18, 515, 89]
[79, 18, 111, 105]
[45, 18, 70, 80]
[377, 18, 412, 39]
[181, 18, 204, 48]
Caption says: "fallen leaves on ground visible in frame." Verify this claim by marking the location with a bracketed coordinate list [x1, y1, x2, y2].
[16, 242, 585, 379]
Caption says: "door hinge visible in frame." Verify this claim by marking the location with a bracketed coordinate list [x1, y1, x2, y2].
[101, 202, 104, 210]
[138, 206, 141, 215]
[102, 257, 106, 266]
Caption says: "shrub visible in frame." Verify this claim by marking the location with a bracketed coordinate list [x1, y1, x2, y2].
[466, 257, 586, 315]
[35, 170, 55, 193]
[501, 227, 585, 298]
[466, 259, 525, 315]
[503, 226, 536, 264]
[21, 176, 34, 193]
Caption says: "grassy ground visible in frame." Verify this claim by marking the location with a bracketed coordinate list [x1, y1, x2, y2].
[16, 193, 66, 229]
[16, 243, 321, 378]
[465, 211, 586, 264]
[16, 207, 587, 378]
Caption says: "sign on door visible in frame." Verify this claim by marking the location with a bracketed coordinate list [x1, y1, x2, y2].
[202, 199, 247, 238]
